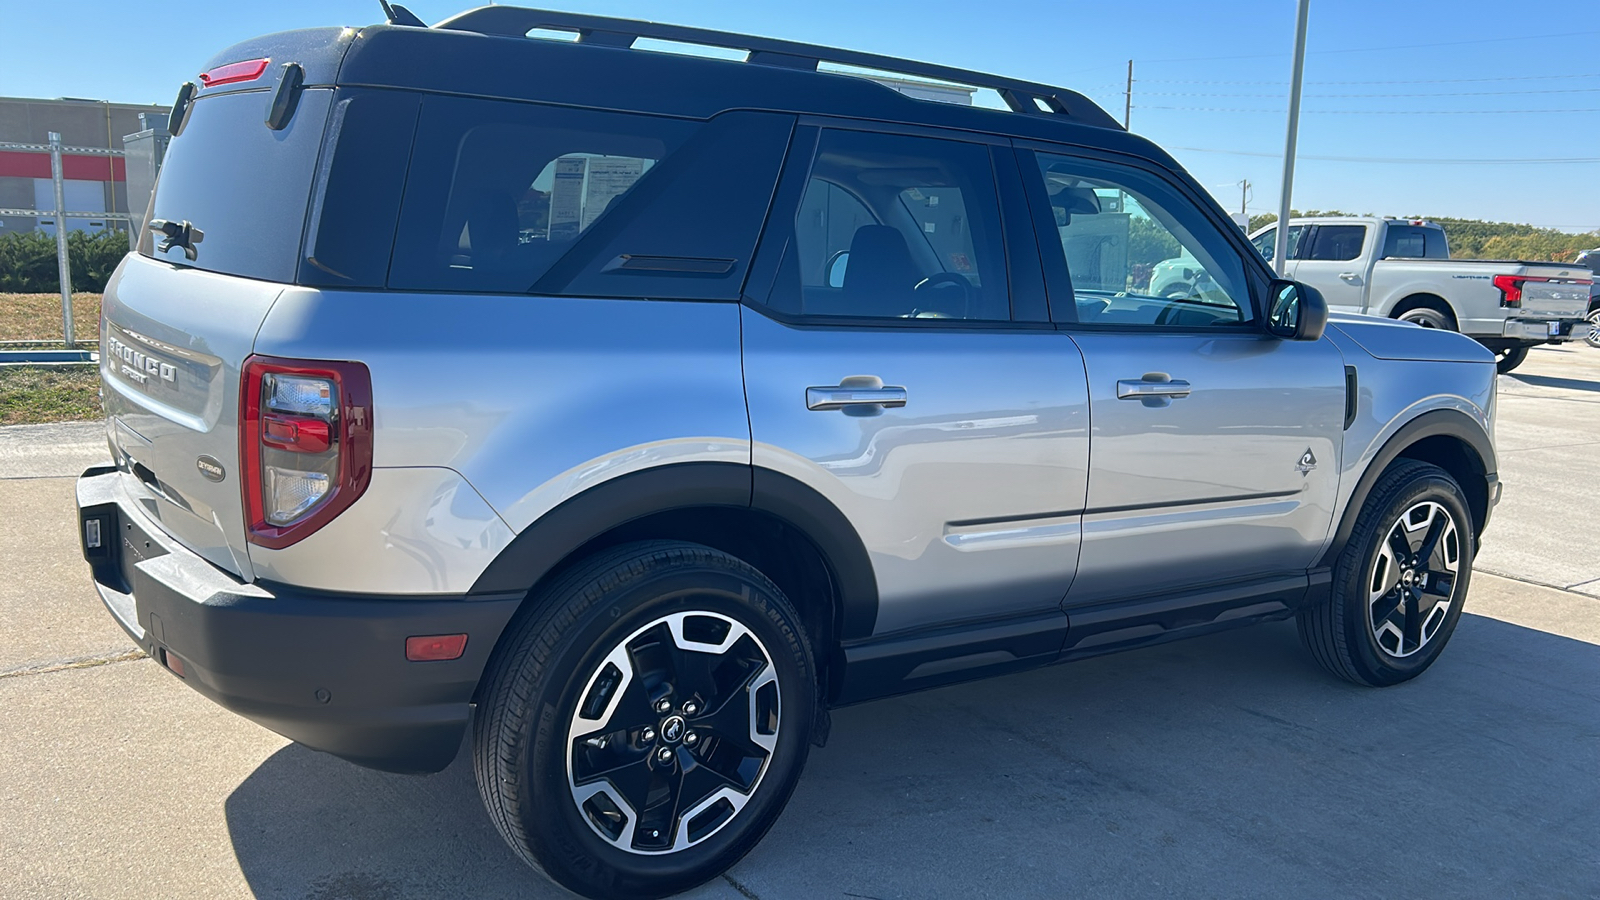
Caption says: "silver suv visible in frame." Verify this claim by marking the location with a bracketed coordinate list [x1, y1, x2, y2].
[76, 8, 1500, 899]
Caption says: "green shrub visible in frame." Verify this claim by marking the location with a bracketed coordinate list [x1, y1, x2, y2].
[0, 228, 132, 293]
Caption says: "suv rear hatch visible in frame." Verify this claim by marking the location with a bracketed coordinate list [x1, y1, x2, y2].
[101, 29, 352, 578]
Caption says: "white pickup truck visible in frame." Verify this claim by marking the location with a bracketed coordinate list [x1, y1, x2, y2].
[1246, 217, 1593, 372]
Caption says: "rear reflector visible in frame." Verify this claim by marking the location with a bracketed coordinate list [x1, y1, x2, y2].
[199, 58, 270, 88]
[162, 649, 186, 678]
[406, 634, 469, 662]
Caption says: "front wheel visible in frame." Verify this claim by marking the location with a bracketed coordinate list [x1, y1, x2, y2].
[1586, 309, 1600, 349]
[1297, 460, 1474, 687]
[1495, 344, 1530, 373]
[473, 541, 816, 900]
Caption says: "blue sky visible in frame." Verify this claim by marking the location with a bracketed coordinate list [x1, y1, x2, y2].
[2, 0, 1595, 231]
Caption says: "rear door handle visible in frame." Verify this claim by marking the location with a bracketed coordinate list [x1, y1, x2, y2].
[1116, 378, 1192, 400]
[1339, 272, 1360, 281]
[806, 377, 907, 410]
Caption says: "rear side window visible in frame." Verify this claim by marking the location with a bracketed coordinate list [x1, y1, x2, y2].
[140, 89, 331, 282]
[1382, 225, 1447, 259]
[1304, 225, 1367, 261]
[389, 97, 792, 297]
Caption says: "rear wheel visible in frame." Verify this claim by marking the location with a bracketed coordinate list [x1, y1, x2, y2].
[1495, 344, 1530, 373]
[473, 541, 816, 900]
[1394, 302, 1454, 331]
[1586, 309, 1600, 349]
[1297, 460, 1474, 686]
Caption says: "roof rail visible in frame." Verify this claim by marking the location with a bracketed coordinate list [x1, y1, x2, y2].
[432, 6, 1124, 131]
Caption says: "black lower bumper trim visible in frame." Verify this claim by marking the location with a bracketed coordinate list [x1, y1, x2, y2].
[76, 467, 521, 774]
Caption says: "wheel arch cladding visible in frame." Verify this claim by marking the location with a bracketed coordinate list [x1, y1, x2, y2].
[467, 462, 878, 703]
[1323, 409, 1494, 568]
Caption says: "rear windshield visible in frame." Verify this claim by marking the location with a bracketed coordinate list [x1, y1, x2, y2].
[140, 89, 330, 282]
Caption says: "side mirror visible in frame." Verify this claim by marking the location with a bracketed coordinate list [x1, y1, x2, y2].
[1267, 280, 1328, 341]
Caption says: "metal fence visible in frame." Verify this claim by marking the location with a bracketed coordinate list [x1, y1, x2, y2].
[0, 133, 133, 347]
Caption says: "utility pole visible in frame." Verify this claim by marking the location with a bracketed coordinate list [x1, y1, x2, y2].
[1238, 179, 1251, 221]
[1272, 0, 1311, 277]
[1123, 59, 1133, 129]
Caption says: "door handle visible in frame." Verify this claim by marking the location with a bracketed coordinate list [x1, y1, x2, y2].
[1339, 272, 1360, 281]
[806, 377, 907, 410]
[1116, 378, 1191, 400]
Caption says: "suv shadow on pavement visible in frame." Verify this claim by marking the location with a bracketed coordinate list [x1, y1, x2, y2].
[224, 616, 1600, 899]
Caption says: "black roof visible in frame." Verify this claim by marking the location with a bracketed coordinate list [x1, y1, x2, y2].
[199, 7, 1180, 170]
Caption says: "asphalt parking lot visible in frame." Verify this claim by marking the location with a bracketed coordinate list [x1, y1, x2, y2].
[2, 345, 1597, 900]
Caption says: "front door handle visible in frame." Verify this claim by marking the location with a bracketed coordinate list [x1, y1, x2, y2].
[1116, 377, 1192, 400]
[806, 376, 907, 410]
[1339, 272, 1361, 282]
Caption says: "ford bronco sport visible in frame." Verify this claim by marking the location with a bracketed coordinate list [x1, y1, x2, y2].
[77, 7, 1500, 898]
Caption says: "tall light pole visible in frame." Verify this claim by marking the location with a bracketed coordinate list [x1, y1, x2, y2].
[1272, 0, 1311, 277]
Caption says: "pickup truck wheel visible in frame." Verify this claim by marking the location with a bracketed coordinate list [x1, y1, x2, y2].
[1297, 460, 1473, 687]
[1395, 304, 1453, 330]
[472, 541, 816, 900]
[1495, 345, 1529, 374]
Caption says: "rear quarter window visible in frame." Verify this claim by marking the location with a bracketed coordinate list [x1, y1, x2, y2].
[388, 97, 792, 298]
[141, 88, 331, 283]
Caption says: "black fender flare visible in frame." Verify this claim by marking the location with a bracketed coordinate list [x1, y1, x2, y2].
[468, 462, 879, 640]
[1320, 408, 1496, 568]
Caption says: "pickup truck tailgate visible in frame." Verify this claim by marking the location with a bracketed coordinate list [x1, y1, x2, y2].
[1515, 262, 1592, 318]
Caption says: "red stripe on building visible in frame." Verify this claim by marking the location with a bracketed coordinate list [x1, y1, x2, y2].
[0, 150, 126, 181]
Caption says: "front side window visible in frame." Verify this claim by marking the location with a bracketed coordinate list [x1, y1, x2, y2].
[1034, 153, 1252, 327]
[765, 129, 1010, 321]
[1250, 225, 1306, 263]
[1304, 225, 1367, 262]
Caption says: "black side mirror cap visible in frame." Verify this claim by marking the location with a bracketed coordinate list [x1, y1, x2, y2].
[1267, 280, 1328, 341]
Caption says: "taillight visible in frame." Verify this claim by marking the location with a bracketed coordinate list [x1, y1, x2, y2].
[1492, 274, 1532, 308]
[241, 356, 372, 549]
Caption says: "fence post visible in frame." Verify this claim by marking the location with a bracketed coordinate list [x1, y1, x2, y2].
[48, 132, 75, 347]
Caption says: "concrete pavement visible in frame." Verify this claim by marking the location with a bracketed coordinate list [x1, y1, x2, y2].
[1, 347, 1596, 898]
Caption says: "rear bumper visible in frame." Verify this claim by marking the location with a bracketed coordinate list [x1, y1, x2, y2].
[76, 466, 522, 774]
[1502, 317, 1591, 342]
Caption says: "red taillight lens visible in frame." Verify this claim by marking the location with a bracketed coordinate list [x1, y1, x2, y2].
[262, 413, 332, 453]
[199, 58, 270, 88]
[1492, 274, 1526, 308]
[241, 356, 372, 549]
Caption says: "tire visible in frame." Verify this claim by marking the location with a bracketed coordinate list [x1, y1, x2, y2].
[1585, 309, 1600, 349]
[1297, 460, 1474, 687]
[1495, 344, 1529, 374]
[473, 540, 816, 900]
[1394, 302, 1454, 331]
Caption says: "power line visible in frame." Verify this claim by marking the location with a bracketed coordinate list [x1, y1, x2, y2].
[1169, 146, 1600, 165]
[1139, 29, 1600, 64]
[1140, 87, 1600, 98]
[1138, 73, 1600, 86]
[1145, 106, 1600, 114]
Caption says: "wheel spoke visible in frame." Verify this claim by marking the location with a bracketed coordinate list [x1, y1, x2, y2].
[1414, 515, 1447, 570]
[1387, 527, 1415, 566]
[1402, 588, 1425, 651]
